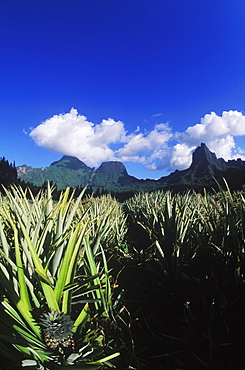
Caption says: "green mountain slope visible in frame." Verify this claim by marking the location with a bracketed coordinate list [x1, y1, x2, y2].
[16, 144, 245, 192]
[17, 156, 94, 189]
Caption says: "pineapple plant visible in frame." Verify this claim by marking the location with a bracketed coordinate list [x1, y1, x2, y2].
[0, 185, 122, 369]
[39, 310, 75, 354]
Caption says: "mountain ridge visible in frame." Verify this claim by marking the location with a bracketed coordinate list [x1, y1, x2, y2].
[17, 143, 245, 192]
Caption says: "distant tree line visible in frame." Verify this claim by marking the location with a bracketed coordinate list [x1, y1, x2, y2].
[0, 157, 18, 189]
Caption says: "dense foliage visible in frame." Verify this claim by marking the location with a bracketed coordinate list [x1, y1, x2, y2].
[123, 182, 245, 369]
[0, 180, 244, 369]
[0, 185, 129, 369]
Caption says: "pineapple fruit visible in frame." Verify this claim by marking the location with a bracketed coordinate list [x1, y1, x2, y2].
[39, 310, 75, 354]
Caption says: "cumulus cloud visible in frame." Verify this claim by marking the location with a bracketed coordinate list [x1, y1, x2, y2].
[170, 143, 195, 169]
[172, 110, 245, 169]
[179, 110, 245, 144]
[30, 108, 126, 167]
[29, 108, 245, 173]
[30, 108, 173, 168]
[117, 123, 172, 160]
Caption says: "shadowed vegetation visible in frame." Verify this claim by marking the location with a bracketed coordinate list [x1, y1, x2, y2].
[0, 180, 244, 369]
[123, 181, 245, 369]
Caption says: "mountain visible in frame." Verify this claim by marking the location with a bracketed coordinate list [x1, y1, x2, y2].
[157, 143, 245, 191]
[17, 156, 141, 191]
[50, 155, 91, 171]
[16, 143, 245, 192]
[17, 156, 94, 189]
[91, 161, 144, 190]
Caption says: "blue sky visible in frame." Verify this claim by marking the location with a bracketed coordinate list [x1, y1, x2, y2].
[0, 0, 245, 179]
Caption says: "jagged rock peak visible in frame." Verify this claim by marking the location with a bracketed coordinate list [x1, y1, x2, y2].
[50, 156, 90, 170]
[191, 143, 218, 167]
[96, 161, 128, 174]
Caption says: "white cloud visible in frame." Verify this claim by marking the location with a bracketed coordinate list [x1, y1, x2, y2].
[174, 110, 245, 167]
[29, 108, 245, 173]
[208, 135, 236, 160]
[117, 123, 172, 166]
[170, 143, 195, 169]
[30, 109, 173, 168]
[30, 108, 125, 167]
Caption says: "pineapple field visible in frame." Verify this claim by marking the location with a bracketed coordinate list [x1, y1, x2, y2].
[0, 182, 244, 369]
